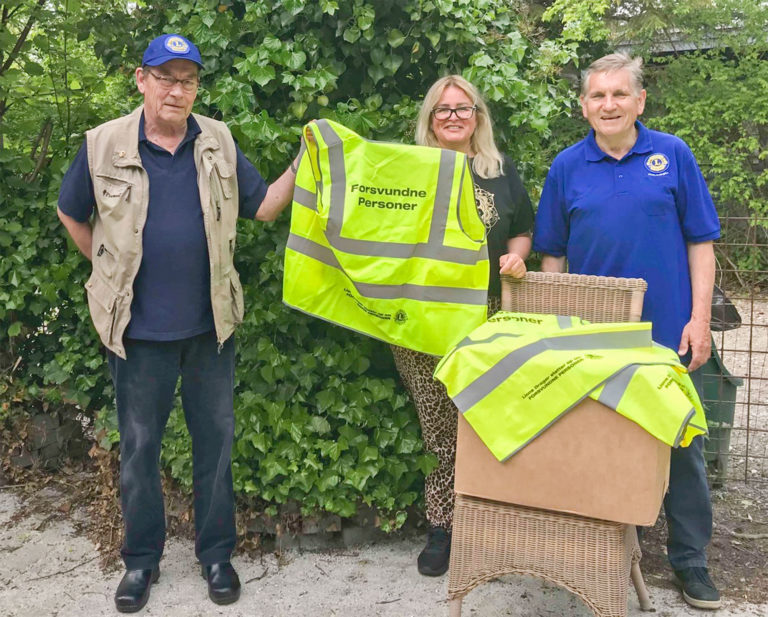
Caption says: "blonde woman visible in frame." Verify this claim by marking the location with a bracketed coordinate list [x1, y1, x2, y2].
[393, 75, 533, 576]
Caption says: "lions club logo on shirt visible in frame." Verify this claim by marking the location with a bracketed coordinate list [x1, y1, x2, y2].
[164, 36, 190, 55]
[645, 153, 670, 175]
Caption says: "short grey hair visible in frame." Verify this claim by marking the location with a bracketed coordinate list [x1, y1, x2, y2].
[581, 53, 644, 96]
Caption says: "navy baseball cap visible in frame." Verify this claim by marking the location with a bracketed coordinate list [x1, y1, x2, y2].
[142, 34, 203, 68]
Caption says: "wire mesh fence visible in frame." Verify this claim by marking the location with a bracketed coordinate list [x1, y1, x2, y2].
[703, 215, 768, 485]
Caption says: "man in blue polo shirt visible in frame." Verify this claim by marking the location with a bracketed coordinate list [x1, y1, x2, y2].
[57, 34, 298, 612]
[534, 53, 721, 610]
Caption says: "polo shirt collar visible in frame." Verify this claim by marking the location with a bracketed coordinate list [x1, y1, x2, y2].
[584, 121, 653, 161]
[138, 112, 202, 149]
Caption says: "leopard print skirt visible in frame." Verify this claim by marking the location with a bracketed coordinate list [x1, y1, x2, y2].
[391, 296, 501, 529]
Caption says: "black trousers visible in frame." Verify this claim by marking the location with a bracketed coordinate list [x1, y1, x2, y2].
[108, 331, 236, 570]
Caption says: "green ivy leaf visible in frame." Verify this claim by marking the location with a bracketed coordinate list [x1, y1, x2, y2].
[387, 29, 405, 48]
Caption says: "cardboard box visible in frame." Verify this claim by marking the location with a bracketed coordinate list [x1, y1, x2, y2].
[454, 397, 670, 526]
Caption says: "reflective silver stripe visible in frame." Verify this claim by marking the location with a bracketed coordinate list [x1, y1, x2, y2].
[597, 364, 639, 408]
[452, 329, 652, 412]
[312, 120, 484, 265]
[689, 421, 708, 434]
[296, 138, 307, 163]
[355, 281, 486, 305]
[287, 233, 341, 269]
[293, 185, 317, 210]
[288, 233, 484, 304]
[316, 120, 345, 237]
[331, 235, 488, 264]
[557, 315, 574, 329]
[454, 332, 523, 351]
[428, 148, 456, 243]
[673, 408, 697, 447]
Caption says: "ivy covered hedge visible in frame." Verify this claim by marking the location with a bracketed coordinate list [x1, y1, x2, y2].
[2, 0, 579, 527]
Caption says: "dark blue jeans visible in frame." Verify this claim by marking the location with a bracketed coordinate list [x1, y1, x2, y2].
[663, 367, 712, 570]
[108, 331, 236, 570]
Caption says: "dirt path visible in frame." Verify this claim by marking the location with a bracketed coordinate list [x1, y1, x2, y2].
[1, 489, 766, 617]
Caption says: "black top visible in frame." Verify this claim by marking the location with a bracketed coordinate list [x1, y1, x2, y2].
[471, 154, 534, 296]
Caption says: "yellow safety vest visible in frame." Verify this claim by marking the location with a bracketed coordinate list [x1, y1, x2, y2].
[283, 119, 489, 356]
[434, 312, 708, 461]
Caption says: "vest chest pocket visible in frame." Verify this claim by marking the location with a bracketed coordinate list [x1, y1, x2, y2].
[210, 159, 235, 223]
[214, 160, 234, 198]
[94, 174, 133, 211]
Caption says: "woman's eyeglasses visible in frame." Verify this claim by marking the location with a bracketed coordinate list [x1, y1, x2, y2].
[431, 105, 477, 120]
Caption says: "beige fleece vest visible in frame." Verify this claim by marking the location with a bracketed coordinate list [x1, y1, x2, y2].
[84, 106, 243, 358]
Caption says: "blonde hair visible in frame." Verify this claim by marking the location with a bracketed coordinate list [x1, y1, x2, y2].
[581, 53, 644, 96]
[415, 75, 504, 179]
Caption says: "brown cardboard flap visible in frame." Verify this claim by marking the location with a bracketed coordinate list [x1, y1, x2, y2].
[454, 398, 670, 526]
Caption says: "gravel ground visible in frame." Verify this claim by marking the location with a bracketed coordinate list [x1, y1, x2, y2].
[1, 490, 767, 617]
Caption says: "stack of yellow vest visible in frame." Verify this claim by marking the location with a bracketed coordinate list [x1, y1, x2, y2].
[283, 119, 489, 356]
[434, 311, 708, 462]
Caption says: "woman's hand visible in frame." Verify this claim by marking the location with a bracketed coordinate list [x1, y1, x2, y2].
[499, 253, 526, 278]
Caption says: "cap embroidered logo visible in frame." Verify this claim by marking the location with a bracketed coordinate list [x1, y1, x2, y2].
[165, 36, 190, 54]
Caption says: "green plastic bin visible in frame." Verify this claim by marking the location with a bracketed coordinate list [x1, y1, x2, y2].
[700, 341, 742, 486]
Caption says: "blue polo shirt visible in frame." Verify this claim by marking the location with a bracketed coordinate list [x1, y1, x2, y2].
[58, 113, 268, 341]
[533, 122, 720, 351]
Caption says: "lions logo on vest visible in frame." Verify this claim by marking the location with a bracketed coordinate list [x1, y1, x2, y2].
[645, 153, 670, 175]
[164, 36, 190, 54]
[394, 310, 408, 324]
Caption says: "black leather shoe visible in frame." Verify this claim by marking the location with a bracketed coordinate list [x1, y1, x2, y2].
[201, 562, 241, 605]
[114, 567, 159, 613]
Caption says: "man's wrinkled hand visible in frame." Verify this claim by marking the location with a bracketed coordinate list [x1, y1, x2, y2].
[678, 317, 711, 371]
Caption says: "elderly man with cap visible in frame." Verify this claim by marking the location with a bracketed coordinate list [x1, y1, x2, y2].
[533, 53, 721, 610]
[57, 34, 298, 612]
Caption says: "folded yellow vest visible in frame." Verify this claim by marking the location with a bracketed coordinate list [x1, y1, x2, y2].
[283, 119, 489, 356]
[434, 312, 708, 461]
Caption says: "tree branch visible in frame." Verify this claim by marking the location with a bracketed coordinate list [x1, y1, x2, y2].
[25, 118, 52, 183]
[0, 0, 47, 78]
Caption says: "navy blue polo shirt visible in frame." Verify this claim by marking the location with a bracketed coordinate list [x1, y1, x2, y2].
[58, 113, 268, 341]
[533, 122, 720, 351]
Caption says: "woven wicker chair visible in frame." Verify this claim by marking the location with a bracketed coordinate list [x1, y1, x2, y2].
[448, 271, 654, 617]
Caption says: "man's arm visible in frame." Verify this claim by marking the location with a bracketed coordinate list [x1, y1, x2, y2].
[541, 255, 566, 273]
[679, 240, 715, 371]
[57, 207, 93, 261]
[255, 159, 298, 222]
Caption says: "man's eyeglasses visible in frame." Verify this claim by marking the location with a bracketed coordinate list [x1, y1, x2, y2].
[431, 105, 477, 120]
[145, 69, 199, 93]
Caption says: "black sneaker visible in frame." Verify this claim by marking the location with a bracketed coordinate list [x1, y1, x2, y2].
[417, 526, 451, 576]
[674, 567, 722, 610]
